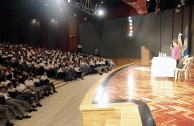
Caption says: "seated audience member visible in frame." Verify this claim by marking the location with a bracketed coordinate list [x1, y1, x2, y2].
[33, 74, 52, 96]
[1, 76, 12, 87]
[7, 83, 37, 110]
[0, 103, 23, 120]
[0, 104, 14, 126]
[73, 64, 84, 80]
[40, 72, 57, 93]
[15, 81, 42, 107]
[89, 60, 103, 75]
[24, 75, 44, 100]
[0, 86, 31, 119]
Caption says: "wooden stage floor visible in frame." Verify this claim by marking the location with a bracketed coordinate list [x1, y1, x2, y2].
[95, 64, 194, 126]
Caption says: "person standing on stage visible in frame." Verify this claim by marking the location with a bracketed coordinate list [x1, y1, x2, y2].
[171, 39, 181, 65]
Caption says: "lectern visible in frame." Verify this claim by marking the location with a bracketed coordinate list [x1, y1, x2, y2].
[141, 46, 150, 65]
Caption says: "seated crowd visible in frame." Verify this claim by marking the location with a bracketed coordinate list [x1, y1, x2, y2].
[0, 43, 115, 126]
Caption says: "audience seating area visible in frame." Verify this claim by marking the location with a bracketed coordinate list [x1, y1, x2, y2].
[0, 43, 115, 126]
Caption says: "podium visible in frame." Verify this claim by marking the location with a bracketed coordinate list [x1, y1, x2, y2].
[141, 46, 150, 65]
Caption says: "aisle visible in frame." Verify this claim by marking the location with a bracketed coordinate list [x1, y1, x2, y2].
[0, 74, 103, 126]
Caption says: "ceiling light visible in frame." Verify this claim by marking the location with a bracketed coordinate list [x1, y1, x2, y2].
[129, 33, 133, 36]
[74, 14, 77, 16]
[98, 10, 104, 16]
[51, 19, 55, 23]
[68, 0, 70, 2]
[45, 3, 47, 6]
[61, 8, 63, 11]
[133, 3, 135, 5]
[101, 1, 103, 3]
[137, 6, 139, 8]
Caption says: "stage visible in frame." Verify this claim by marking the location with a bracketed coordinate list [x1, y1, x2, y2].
[80, 63, 194, 126]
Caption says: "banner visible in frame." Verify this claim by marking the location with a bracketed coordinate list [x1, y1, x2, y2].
[182, 26, 189, 57]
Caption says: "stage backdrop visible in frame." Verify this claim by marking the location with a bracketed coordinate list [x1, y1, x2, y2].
[80, 5, 194, 58]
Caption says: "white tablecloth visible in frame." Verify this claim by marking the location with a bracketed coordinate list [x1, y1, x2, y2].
[151, 57, 177, 77]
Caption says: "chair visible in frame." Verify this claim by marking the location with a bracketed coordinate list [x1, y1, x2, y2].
[174, 56, 194, 81]
[188, 57, 194, 80]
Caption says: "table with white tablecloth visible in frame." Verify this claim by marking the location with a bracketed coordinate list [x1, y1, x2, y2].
[151, 57, 177, 77]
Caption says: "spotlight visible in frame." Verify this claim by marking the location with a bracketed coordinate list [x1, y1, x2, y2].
[97, 10, 104, 16]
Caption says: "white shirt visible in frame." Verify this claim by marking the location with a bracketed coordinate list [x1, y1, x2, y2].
[24, 80, 35, 87]
[40, 75, 48, 81]
[33, 78, 40, 83]
[1, 80, 11, 87]
[0, 92, 11, 100]
[8, 88, 16, 92]
[16, 84, 27, 93]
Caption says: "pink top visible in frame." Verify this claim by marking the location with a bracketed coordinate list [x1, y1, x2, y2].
[171, 45, 180, 60]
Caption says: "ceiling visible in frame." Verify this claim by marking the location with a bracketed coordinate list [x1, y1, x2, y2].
[0, 0, 194, 21]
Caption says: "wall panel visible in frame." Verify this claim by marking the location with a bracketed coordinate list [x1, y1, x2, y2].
[191, 5, 194, 56]
[160, 9, 173, 56]
[29, 20, 40, 46]
[48, 20, 57, 49]
[173, 8, 182, 39]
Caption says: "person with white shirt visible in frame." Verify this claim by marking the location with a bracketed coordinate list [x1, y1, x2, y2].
[24, 75, 44, 106]
[40, 72, 57, 93]
[33, 74, 52, 96]
[7, 83, 37, 109]
[0, 86, 31, 119]
[15, 80, 42, 107]
[1, 76, 12, 87]
[73, 64, 84, 80]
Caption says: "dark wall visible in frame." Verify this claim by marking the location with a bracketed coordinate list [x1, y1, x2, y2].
[191, 5, 194, 55]
[29, 20, 40, 46]
[80, 23, 101, 54]
[160, 9, 173, 55]
[48, 20, 58, 49]
[0, 20, 1, 42]
[132, 13, 161, 58]
[0, 18, 69, 50]
[80, 5, 194, 58]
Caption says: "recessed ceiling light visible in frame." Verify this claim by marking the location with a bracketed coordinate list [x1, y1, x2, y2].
[133, 3, 135, 5]
[101, 1, 103, 3]
[45, 3, 47, 6]
[74, 14, 76, 16]
[137, 6, 139, 8]
[61, 8, 63, 11]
